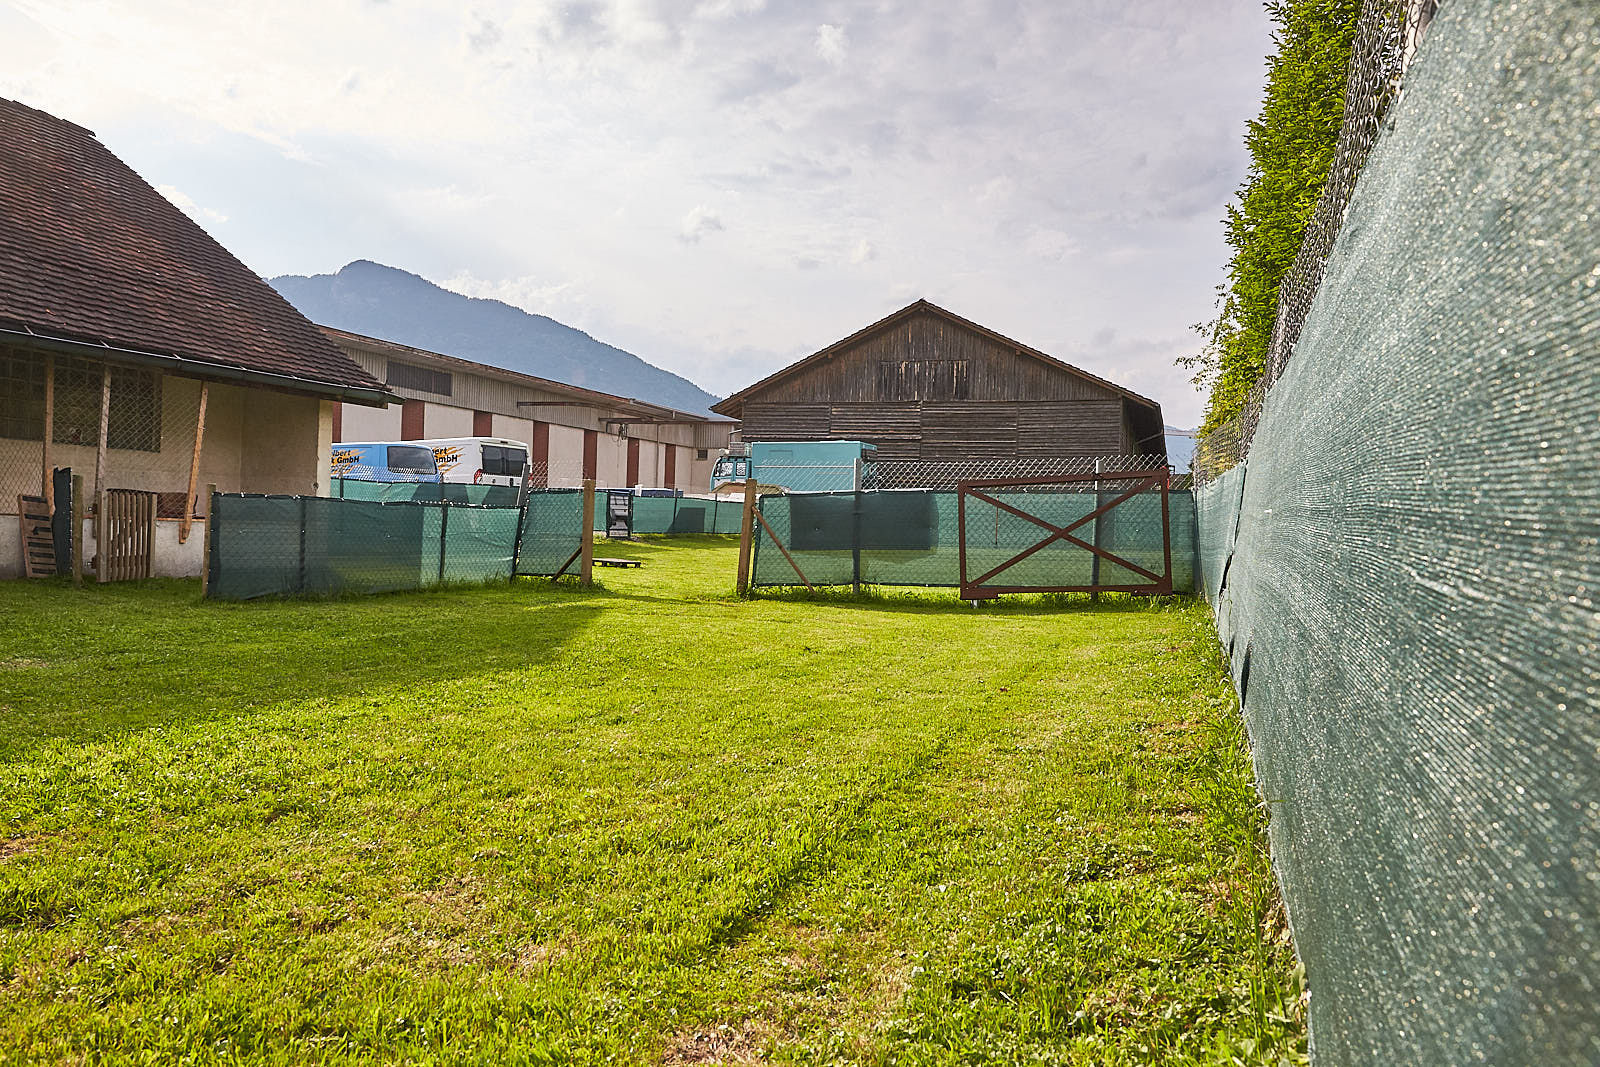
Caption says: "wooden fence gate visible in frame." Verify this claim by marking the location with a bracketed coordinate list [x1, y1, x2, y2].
[956, 469, 1173, 599]
[99, 488, 156, 581]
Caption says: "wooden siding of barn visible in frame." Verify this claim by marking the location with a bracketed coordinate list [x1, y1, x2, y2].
[736, 314, 1143, 459]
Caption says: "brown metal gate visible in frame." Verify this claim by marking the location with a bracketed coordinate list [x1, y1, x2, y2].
[957, 469, 1173, 599]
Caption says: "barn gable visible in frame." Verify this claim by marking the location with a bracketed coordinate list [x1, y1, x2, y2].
[714, 301, 1166, 462]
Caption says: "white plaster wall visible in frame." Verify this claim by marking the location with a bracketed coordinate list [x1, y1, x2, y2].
[426, 404, 474, 438]
[493, 415, 534, 448]
[341, 402, 401, 442]
[0, 516, 205, 581]
[0, 521, 21, 579]
[595, 433, 627, 487]
[547, 424, 586, 486]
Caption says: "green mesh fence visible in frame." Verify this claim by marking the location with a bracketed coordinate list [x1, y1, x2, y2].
[207, 494, 518, 599]
[752, 489, 1195, 592]
[596, 493, 744, 536]
[330, 477, 521, 507]
[207, 490, 585, 598]
[1194, 2, 1600, 1061]
[513, 490, 586, 577]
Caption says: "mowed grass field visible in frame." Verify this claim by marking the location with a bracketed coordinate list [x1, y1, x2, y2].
[0, 538, 1303, 1065]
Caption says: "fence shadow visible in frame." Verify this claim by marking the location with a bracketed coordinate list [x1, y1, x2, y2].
[0, 578, 603, 762]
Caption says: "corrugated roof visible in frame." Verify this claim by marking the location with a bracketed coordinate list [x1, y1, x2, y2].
[322, 326, 737, 424]
[0, 97, 387, 398]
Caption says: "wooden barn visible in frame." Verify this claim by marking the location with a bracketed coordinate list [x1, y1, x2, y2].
[711, 300, 1167, 464]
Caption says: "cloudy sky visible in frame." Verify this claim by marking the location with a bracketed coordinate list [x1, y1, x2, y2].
[1, 0, 1271, 427]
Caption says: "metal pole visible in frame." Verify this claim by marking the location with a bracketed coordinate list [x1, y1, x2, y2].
[438, 499, 450, 586]
[71, 473, 84, 588]
[852, 458, 863, 594]
[200, 483, 216, 597]
[298, 495, 308, 594]
[1091, 459, 1103, 599]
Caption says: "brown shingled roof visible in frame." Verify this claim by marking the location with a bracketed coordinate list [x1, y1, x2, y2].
[0, 96, 389, 400]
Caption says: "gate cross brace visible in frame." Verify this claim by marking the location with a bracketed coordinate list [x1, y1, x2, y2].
[962, 474, 1167, 590]
[753, 507, 814, 592]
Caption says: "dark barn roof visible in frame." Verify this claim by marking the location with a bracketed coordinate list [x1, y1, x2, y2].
[0, 96, 392, 404]
[712, 299, 1164, 428]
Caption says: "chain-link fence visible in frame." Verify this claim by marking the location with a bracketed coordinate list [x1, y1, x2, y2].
[2, 345, 210, 575]
[206, 488, 587, 599]
[746, 453, 1167, 494]
[1195, 0, 1438, 484]
[751, 476, 1196, 593]
[331, 477, 522, 507]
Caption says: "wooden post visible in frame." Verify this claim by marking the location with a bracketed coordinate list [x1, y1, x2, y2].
[179, 382, 208, 544]
[200, 483, 216, 596]
[41, 357, 54, 509]
[94, 364, 111, 584]
[579, 480, 596, 587]
[736, 477, 757, 594]
[71, 473, 84, 588]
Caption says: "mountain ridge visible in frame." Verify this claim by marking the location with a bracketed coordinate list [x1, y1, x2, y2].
[270, 261, 720, 415]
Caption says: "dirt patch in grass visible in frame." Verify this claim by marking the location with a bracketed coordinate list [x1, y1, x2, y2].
[660, 1020, 771, 1065]
[0, 836, 39, 863]
[507, 937, 572, 974]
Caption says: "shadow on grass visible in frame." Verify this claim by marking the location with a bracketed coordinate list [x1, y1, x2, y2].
[0, 578, 603, 762]
[744, 586, 1199, 617]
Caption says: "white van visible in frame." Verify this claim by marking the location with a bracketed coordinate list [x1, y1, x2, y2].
[414, 437, 530, 487]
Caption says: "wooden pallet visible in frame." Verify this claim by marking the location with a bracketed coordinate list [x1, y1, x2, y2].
[17, 495, 54, 578]
[594, 557, 642, 568]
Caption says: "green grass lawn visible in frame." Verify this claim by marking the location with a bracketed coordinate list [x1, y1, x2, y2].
[0, 537, 1302, 1065]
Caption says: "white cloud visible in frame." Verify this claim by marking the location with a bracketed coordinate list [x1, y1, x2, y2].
[679, 205, 725, 243]
[815, 23, 847, 66]
[0, 0, 1273, 429]
[1024, 227, 1077, 262]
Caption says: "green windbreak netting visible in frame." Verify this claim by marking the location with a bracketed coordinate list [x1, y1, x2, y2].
[1197, 465, 1245, 606]
[207, 495, 519, 599]
[331, 477, 521, 507]
[1194, 3, 1599, 1062]
[207, 490, 585, 597]
[601, 494, 744, 536]
[752, 489, 1195, 592]
[514, 489, 585, 577]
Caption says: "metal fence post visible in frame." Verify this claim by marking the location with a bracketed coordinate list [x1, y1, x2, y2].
[297, 495, 308, 595]
[71, 473, 84, 588]
[1091, 459, 1103, 598]
[851, 458, 863, 594]
[438, 498, 450, 586]
[200, 482, 215, 597]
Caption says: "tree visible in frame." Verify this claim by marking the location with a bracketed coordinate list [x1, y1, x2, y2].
[1188, 0, 1363, 433]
